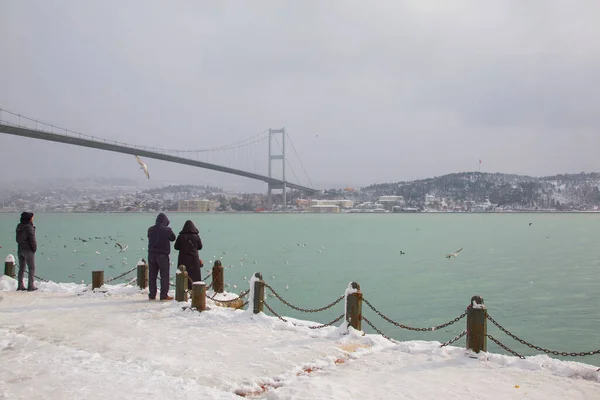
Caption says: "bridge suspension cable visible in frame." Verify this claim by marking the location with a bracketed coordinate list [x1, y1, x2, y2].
[285, 132, 314, 189]
[0, 107, 268, 156]
[272, 134, 301, 187]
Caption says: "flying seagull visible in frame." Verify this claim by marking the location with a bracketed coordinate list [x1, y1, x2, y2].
[135, 155, 150, 179]
[116, 242, 128, 252]
[445, 248, 463, 258]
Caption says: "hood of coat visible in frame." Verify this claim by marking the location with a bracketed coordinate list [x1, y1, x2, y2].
[179, 220, 199, 234]
[20, 212, 34, 224]
[155, 213, 170, 226]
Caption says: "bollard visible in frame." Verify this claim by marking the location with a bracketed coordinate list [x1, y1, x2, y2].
[253, 272, 265, 314]
[4, 254, 16, 278]
[92, 270, 104, 289]
[345, 281, 362, 331]
[466, 295, 487, 353]
[212, 260, 224, 293]
[176, 265, 188, 302]
[191, 281, 206, 311]
[136, 259, 148, 289]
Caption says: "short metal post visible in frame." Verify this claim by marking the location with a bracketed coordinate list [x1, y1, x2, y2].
[136, 259, 148, 289]
[253, 272, 264, 314]
[176, 265, 188, 302]
[212, 260, 224, 293]
[192, 282, 206, 311]
[466, 295, 487, 353]
[346, 281, 362, 331]
[4, 254, 16, 278]
[92, 270, 104, 289]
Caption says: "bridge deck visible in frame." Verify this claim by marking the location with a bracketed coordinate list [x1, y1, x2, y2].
[0, 124, 317, 194]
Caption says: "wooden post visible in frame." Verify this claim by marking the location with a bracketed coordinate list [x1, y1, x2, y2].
[212, 260, 224, 293]
[4, 254, 16, 278]
[92, 270, 104, 289]
[136, 259, 148, 289]
[176, 265, 188, 302]
[467, 295, 487, 353]
[253, 272, 264, 314]
[192, 281, 206, 311]
[346, 281, 362, 331]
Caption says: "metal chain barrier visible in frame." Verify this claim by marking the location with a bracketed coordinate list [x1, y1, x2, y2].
[308, 314, 345, 330]
[487, 334, 525, 359]
[23, 270, 50, 283]
[264, 283, 344, 313]
[264, 301, 289, 323]
[361, 316, 398, 343]
[104, 266, 137, 284]
[487, 314, 600, 357]
[363, 297, 468, 332]
[440, 330, 467, 347]
[204, 272, 212, 281]
[208, 289, 250, 303]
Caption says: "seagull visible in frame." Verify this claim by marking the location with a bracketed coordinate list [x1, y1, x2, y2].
[135, 155, 150, 179]
[445, 248, 463, 258]
[399, 250, 406, 255]
[116, 242, 128, 252]
[95, 251, 101, 255]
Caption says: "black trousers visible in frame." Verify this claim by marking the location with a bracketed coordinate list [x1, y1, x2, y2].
[17, 250, 36, 289]
[148, 253, 170, 299]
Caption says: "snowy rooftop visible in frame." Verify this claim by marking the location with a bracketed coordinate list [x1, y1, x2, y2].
[0, 276, 599, 399]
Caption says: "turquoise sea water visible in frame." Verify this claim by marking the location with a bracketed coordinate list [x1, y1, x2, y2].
[2, 212, 600, 365]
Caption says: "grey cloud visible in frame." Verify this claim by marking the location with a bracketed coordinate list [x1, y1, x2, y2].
[1, 0, 599, 190]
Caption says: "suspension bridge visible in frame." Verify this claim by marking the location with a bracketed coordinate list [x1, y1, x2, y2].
[0, 108, 317, 208]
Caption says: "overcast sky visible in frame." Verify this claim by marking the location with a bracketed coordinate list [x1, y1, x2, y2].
[1, 0, 599, 191]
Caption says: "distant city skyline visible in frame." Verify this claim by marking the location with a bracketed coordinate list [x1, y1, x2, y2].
[2, 1, 600, 191]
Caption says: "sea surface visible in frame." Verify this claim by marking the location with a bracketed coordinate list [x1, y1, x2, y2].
[2, 212, 600, 365]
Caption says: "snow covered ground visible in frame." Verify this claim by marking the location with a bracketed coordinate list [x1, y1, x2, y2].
[0, 276, 599, 399]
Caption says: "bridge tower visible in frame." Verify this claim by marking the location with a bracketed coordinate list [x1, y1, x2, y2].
[267, 128, 286, 210]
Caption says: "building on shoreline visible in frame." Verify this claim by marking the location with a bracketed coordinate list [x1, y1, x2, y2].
[177, 199, 218, 212]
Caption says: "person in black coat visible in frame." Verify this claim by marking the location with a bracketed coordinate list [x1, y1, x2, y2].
[174, 220, 203, 290]
[147, 213, 176, 300]
[15, 211, 37, 291]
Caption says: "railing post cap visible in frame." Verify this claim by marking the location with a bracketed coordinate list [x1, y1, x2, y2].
[5, 254, 15, 263]
[254, 272, 263, 280]
[350, 281, 360, 291]
[213, 260, 222, 267]
[193, 281, 206, 286]
[178, 265, 187, 272]
[136, 258, 147, 266]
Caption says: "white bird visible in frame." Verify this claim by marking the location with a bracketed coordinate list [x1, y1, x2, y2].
[116, 243, 128, 252]
[95, 251, 101, 255]
[285, 285, 289, 290]
[445, 248, 463, 258]
[135, 155, 150, 179]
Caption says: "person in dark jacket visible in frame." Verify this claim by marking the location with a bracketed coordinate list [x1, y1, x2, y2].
[174, 220, 203, 290]
[147, 213, 176, 300]
[15, 211, 37, 291]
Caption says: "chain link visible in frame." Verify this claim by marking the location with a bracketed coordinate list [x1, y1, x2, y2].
[363, 297, 467, 332]
[361, 316, 398, 343]
[208, 289, 250, 303]
[487, 314, 600, 357]
[487, 334, 525, 359]
[104, 266, 137, 283]
[264, 301, 288, 323]
[440, 330, 467, 347]
[24, 270, 50, 283]
[264, 283, 344, 313]
[308, 314, 345, 330]
[203, 272, 212, 281]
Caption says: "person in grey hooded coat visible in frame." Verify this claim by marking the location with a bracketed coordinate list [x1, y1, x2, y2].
[15, 211, 37, 291]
